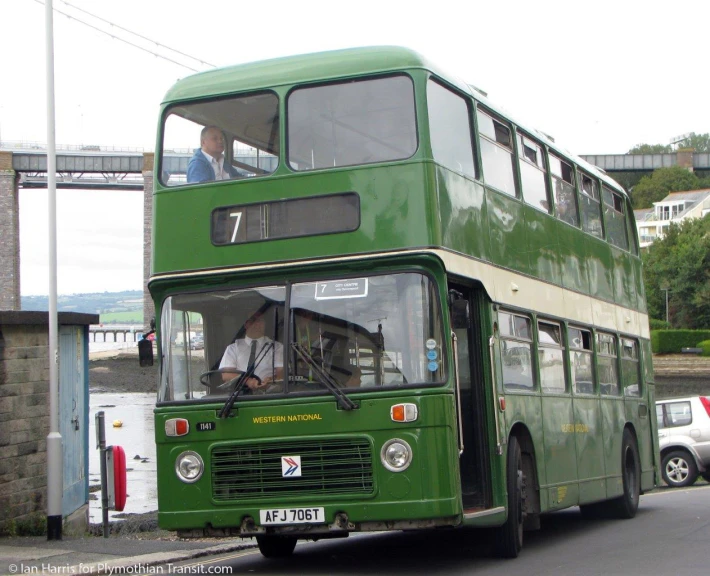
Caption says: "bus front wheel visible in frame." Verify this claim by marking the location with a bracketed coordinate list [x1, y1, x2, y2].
[256, 535, 297, 558]
[494, 436, 524, 558]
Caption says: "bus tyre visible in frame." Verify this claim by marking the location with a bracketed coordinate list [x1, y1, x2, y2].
[608, 429, 641, 518]
[494, 436, 524, 558]
[662, 450, 698, 488]
[701, 472, 710, 483]
[256, 535, 297, 558]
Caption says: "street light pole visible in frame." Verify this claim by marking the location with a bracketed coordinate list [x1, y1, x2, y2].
[45, 0, 62, 541]
[661, 287, 670, 325]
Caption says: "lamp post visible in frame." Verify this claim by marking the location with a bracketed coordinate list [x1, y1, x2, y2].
[660, 284, 670, 325]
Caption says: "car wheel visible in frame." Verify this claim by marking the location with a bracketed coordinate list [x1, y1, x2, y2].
[256, 536, 297, 558]
[494, 436, 525, 558]
[662, 450, 698, 488]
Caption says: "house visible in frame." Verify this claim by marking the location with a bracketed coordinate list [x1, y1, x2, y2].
[634, 188, 710, 248]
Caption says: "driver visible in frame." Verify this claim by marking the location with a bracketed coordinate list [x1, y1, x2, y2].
[219, 310, 283, 392]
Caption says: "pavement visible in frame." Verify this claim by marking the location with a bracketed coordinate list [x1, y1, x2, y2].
[0, 531, 257, 575]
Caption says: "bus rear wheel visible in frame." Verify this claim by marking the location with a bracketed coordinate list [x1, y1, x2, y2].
[256, 535, 297, 558]
[607, 428, 641, 519]
[494, 436, 524, 558]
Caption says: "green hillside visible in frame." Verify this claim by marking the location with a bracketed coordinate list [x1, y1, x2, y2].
[22, 291, 143, 325]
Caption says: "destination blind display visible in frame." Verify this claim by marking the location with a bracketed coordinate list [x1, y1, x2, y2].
[211, 192, 359, 245]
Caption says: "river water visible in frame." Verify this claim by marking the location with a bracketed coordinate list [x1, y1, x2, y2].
[88, 392, 157, 523]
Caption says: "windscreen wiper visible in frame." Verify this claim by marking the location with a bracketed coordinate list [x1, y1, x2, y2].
[218, 342, 274, 418]
[292, 343, 357, 411]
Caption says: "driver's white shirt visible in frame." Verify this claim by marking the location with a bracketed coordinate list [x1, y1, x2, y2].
[219, 336, 283, 381]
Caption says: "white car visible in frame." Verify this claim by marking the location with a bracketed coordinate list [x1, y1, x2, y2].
[656, 396, 710, 487]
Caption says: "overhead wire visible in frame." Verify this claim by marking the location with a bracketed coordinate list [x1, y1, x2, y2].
[31, 0, 212, 73]
[59, 0, 215, 68]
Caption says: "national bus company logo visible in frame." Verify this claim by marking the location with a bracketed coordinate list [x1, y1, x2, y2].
[281, 455, 302, 477]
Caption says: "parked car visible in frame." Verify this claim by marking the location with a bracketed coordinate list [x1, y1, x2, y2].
[656, 396, 710, 487]
[189, 335, 204, 350]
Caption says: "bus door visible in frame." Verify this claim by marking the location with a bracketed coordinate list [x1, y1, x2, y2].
[448, 283, 491, 510]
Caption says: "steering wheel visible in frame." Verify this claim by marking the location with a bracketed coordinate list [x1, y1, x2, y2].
[199, 369, 261, 389]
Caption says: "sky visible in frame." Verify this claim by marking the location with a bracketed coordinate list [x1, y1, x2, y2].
[2, 0, 709, 295]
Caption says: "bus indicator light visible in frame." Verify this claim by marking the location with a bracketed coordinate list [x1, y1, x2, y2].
[499, 397, 506, 412]
[391, 403, 418, 423]
[165, 418, 189, 437]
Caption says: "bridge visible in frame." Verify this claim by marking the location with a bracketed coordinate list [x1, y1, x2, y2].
[1, 144, 708, 323]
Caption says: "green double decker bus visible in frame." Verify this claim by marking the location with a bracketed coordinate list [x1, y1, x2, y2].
[150, 46, 659, 559]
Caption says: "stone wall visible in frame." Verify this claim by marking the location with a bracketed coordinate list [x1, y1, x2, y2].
[0, 311, 97, 533]
[143, 153, 155, 329]
[0, 324, 50, 524]
[653, 354, 710, 400]
[0, 151, 20, 310]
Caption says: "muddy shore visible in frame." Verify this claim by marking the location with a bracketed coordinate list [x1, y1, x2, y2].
[89, 354, 158, 393]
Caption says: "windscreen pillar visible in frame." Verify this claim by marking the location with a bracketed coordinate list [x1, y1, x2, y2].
[0, 151, 21, 310]
[142, 152, 155, 328]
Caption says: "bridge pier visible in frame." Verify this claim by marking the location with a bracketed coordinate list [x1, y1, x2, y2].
[0, 151, 21, 310]
[143, 153, 155, 330]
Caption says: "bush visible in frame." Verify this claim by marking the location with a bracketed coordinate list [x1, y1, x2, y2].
[649, 318, 671, 330]
[699, 340, 710, 357]
[651, 330, 710, 354]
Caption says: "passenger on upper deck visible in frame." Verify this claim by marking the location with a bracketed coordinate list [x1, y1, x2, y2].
[219, 309, 283, 392]
[187, 126, 239, 183]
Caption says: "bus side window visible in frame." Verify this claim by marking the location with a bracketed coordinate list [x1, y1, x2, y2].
[603, 186, 629, 251]
[596, 331, 619, 396]
[427, 79, 477, 179]
[499, 311, 535, 391]
[550, 154, 578, 227]
[476, 109, 517, 197]
[569, 326, 594, 394]
[518, 134, 550, 213]
[579, 172, 603, 238]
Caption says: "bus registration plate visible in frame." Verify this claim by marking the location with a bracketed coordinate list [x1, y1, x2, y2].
[259, 507, 325, 525]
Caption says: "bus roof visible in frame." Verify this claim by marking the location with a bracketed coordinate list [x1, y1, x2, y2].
[162, 46, 625, 197]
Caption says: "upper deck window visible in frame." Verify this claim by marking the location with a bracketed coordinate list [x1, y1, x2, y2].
[160, 92, 279, 186]
[603, 186, 629, 251]
[579, 173, 603, 239]
[287, 75, 417, 171]
[549, 154, 578, 227]
[477, 109, 517, 197]
[426, 80, 476, 178]
[517, 134, 550, 213]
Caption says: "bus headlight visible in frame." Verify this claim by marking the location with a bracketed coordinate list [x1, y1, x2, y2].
[175, 451, 204, 483]
[380, 439, 412, 472]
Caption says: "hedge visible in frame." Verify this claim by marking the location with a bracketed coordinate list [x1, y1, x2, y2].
[651, 330, 710, 354]
[699, 340, 710, 357]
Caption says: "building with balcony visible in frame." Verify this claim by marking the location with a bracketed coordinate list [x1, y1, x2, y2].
[634, 189, 710, 248]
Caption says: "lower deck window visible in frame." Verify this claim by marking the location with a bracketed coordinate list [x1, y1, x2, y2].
[499, 311, 534, 391]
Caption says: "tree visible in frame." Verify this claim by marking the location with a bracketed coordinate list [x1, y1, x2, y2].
[631, 166, 704, 209]
[642, 215, 710, 329]
[627, 143, 672, 154]
[677, 132, 710, 153]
